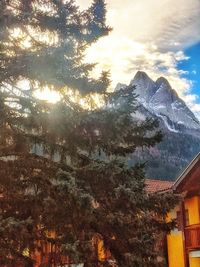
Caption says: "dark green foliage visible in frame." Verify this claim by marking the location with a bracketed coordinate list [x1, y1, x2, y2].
[0, 1, 177, 266]
[130, 131, 200, 180]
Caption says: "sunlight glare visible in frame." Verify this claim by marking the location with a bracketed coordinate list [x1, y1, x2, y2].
[35, 88, 60, 104]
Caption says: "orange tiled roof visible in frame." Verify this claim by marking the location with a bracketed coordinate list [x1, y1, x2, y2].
[145, 179, 174, 193]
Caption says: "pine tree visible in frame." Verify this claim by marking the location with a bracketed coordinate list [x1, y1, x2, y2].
[0, 1, 177, 266]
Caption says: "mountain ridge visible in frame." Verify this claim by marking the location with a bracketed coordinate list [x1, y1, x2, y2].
[115, 71, 200, 180]
[118, 71, 200, 132]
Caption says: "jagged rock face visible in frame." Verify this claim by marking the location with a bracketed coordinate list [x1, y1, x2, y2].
[115, 83, 127, 91]
[127, 71, 200, 132]
[115, 71, 200, 180]
[130, 71, 157, 104]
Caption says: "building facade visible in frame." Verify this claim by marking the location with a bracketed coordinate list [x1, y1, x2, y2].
[166, 153, 200, 267]
[146, 153, 200, 267]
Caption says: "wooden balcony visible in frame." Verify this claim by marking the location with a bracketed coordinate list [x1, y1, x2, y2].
[185, 224, 200, 249]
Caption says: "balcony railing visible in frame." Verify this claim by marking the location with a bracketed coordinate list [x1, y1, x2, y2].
[185, 224, 200, 249]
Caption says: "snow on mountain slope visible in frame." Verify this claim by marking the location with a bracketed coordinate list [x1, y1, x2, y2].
[119, 71, 200, 131]
[115, 71, 200, 180]
[130, 71, 157, 105]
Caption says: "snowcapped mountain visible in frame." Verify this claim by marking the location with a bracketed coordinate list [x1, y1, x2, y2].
[117, 71, 200, 133]
[115, 71, 200, 180]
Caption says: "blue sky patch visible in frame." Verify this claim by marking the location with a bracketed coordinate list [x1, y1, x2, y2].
[178, 42, 200, 104]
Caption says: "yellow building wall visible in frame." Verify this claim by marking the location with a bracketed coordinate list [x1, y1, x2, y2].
[189, 257, 200, 267]
[167, 197, 200, 267]
[167, 232, 185, 267]
[167, 206, 185, 267]
[185, 197, 200, 225]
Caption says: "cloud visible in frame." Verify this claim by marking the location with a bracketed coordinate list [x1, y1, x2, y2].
[192, 104, 200, 119]
[76, 0, 200, 119]
[84, 36, 192, 94]
[77, 0, 200, 50]
[184, 95, 200, 119]
[192, 70, 197, 75]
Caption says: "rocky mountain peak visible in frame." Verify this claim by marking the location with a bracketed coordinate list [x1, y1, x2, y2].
[115, 83, 127, 91]
[114, 72, 200, 181]
[130, 71, 157, 104]
[115, 71, 200, 132]
[134, 71, 151, 81]
[155, 77, 171, 88]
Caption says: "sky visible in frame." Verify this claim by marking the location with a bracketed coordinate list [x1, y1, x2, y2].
[76, 0, 200, 119]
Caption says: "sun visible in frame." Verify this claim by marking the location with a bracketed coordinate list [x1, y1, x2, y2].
[34, 87, 60, 103]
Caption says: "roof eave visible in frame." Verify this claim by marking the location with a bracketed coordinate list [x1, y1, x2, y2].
[173, 152, 200, 191]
